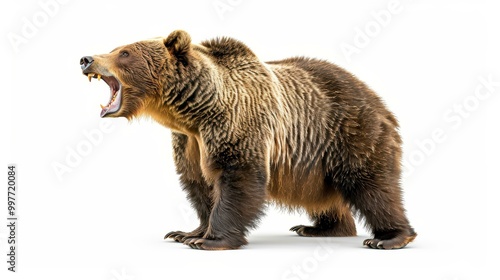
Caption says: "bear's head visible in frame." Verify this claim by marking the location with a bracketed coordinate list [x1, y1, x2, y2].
[80, 30, 192, 119]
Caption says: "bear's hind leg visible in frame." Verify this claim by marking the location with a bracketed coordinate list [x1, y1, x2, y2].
[342, 174, 417, 249]
[291, 207, 357, 237]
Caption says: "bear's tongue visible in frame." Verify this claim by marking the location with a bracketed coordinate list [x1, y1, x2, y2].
[100, 76, 122, 117]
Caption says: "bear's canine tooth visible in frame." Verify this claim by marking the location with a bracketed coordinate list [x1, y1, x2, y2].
[100, 104, 105, 109]
[97, 74, 101, 81]
[87, 73, 95, 82]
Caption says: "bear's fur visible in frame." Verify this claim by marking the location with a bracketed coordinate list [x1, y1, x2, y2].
[80, 30, 416, 250]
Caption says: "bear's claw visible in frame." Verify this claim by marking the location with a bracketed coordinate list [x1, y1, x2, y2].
[164, 230, 205, 243]
[182, 237, 245, 250]
[363, 230, 417, 249]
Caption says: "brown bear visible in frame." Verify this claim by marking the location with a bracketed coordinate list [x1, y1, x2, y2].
[80, 30, 416, 250]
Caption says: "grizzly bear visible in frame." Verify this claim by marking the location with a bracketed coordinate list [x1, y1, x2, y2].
[80, 30, 416, 250]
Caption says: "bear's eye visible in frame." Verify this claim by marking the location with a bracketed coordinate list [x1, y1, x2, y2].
[120, 51, 129, 57]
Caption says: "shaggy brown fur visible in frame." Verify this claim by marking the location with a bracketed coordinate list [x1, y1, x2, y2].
[80, 30, 416, 250]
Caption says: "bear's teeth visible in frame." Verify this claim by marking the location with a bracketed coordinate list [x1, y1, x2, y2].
[87, 73, 95, 82]
[97, 74, 101, 81]
[100, 104, 105, 109]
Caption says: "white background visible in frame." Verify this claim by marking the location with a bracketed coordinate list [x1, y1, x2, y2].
[1, 0, 499, 279]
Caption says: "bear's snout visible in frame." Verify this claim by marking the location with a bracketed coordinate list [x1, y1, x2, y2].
[80, 56, 94, 72]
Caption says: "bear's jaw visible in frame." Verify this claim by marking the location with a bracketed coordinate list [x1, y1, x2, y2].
[86, 73, 122, 117]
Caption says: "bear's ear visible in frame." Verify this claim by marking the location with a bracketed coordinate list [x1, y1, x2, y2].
[164, 30, 191, 63]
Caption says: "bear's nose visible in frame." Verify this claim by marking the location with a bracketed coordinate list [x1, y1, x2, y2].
[80, 56, 94, 71]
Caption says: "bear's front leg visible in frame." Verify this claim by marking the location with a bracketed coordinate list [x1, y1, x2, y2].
[164, 181, 212, 242]
[184, 160, 267, 250]
[164, 133, 213, 243]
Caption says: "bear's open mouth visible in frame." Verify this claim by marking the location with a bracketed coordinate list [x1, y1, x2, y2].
[86, 73, 122, 117]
